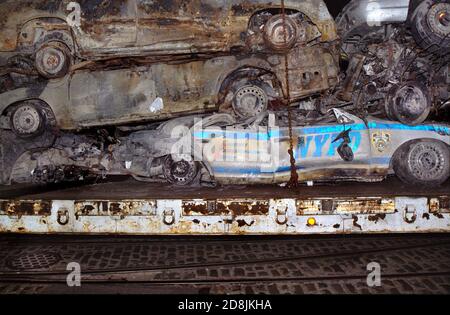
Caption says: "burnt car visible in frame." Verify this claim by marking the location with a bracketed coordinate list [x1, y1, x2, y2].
[7, 110, 450, 187]
[0, 41, 339, 137]
[332, 0, 450, 125]
[0, 0, 341, 137]
[337, 0, 450, 55]
[0, 0, 338, 78]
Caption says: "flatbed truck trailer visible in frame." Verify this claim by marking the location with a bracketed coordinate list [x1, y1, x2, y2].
[0, 177, 448, 235]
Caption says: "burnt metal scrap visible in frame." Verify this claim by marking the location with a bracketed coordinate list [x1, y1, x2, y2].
[334, 0, 450, 125]
[0, 0, 340, 133]
[0, 0, 449, 188]
[0, 0, 337, 78]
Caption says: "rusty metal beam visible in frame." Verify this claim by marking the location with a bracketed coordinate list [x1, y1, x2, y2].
[0, 196, 448, 234]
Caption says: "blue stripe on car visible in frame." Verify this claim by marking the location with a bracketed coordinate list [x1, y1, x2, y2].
[194, 123, 449, 140]
[211, 158, 392, 175]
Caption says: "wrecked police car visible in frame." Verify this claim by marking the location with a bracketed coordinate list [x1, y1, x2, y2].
[6, 110, 450, 187]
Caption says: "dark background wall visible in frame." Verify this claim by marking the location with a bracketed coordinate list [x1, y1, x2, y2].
[324, 0, 352, 17]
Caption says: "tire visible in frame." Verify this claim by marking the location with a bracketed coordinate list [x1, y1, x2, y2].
[232, 81, 270, 118]
[410, 0, 450, 54]
[393, 140, 450, 186]
[385, 82, 431, 126]
[35, 42, 71, 79]
[162, 155, 199, 186]
[10, 101, 47, 138]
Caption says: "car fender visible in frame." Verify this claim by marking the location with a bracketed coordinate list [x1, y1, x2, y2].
[367, 120, 450, 168]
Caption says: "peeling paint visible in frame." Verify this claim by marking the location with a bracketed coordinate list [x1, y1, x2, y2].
[0, 196, 448, 234]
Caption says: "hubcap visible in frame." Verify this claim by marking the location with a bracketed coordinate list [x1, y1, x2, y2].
[37, 46, 66, 75]
[12, 105, 41, 135]
[427, 3, 450, 37]
[233, 85, 268, 118]
[408, 143, 445, 181]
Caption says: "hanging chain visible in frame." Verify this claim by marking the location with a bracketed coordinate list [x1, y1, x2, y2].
[281, 0, 299, 188]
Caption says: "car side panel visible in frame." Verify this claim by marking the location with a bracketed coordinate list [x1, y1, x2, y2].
[198, 126, 276, 184]
[0, 0, 68, 52]
[136, 0, 231, 54]
[0, 0, 337, 54]
[367, 120, 450, 169]
[269, 123, 372, 183]
[198, 119, 450, 185]
[198, 121, 374, 185]
[71, 0, 137, 52]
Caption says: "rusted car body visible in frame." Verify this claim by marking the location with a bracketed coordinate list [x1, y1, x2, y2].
[7, 110, 450, 187]
[0, 0, 337, 57]
[0, 0, 341, 134]
[0, 46, 339, 131]
[0, 0, 338, 77]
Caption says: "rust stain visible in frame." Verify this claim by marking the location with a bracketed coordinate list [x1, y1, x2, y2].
[367, 213, 386, 223]
[352, 215, 362, 230]
[429, 197, 450, 213]
[0, 201, 51, 216]
[74, 200, 156, 216]
[433, 212, 444, 219]
[236, 219, 255, 227]
[183, 199, 269, 216]
[297, 198, 395, 215]
[182, 200, 213, 215]
[217, 200, 269, 216]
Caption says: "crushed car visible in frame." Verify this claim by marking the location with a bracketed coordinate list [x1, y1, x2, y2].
[0, 0, 449, 189]
[6, 109, 450, 187]
[333, 0, 450, 125]
[1, 0, 448, 137]
[0, 0, 342, 135]
[0, 49, 340, 136]
[0, 0, 338, 79]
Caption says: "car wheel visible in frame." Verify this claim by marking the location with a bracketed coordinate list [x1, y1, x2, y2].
[162, 155, 199, 186]
[35, 42, 71, 79]
[263, 14, 297, 52]
[10, 101, 46, 138]
[232, 83, 269, 118]
[385, 82, 431, 126]
[411, 0, 450, 54]
[393, 140, 450, 186]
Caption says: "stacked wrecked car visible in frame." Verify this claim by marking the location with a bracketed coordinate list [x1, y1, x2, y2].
[0, 0, 449, 187]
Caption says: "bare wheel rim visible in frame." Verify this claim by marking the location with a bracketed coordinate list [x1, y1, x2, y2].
[392, 84, 430, 125]
[12, 105, 42, 135]
[233, 85, 268, 118]
[264, 15, 297, 51]
[163, 155, 198, 185]
[36, 46, 67, 76]
[407, 143, 446, 181]
[427, 3, 450, 38]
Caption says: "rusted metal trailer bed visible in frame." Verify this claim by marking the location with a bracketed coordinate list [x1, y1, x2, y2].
[0, 177, 449, 235]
